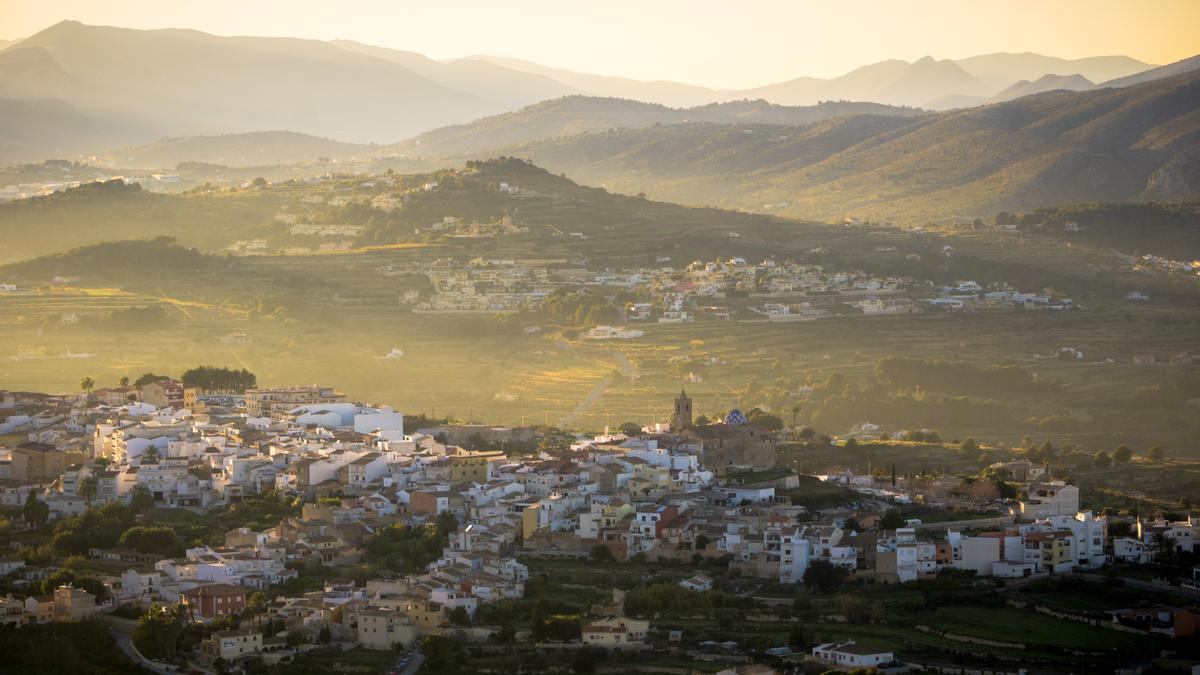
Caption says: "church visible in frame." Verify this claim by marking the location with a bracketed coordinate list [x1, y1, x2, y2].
[669, 390, 776, 470]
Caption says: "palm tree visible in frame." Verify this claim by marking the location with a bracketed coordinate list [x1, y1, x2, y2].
[119, 376, 130, 388]
[1152, 532, 1176, 563]
[77, 476, 98, 505]
[80, 377, 95, 396]
[791, 405, 801, 429]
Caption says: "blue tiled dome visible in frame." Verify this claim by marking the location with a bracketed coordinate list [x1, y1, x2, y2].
[724, 409, 748, 425]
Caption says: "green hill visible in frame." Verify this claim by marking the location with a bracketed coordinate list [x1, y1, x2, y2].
[0, 179, 285, 264]
[0, 236, 230, 284]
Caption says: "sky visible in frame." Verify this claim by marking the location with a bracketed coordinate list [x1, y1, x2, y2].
[2, 0, 1198, 89]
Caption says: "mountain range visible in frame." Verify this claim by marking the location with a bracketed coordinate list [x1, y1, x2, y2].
[0, 20, 1167, 162]
[468, 69, 1200, 221]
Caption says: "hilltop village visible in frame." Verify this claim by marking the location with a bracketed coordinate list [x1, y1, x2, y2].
[0, 381, 1197, 673]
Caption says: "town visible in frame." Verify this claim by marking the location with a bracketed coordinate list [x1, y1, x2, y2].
[0, 377, 1197, 674]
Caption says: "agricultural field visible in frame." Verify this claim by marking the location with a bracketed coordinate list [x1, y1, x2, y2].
[2, 268, 1198, 451]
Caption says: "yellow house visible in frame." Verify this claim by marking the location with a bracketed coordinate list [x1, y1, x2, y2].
[521, 503, 540, 540]
[449, 449, 505, 483]
[1026, 531, 1074, 572]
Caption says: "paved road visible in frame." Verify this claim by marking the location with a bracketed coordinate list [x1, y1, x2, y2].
[100, 614, 215, 675]
[389, 650, 423, 675]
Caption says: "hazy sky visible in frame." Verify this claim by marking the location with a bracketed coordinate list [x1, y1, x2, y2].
[3, 0, 1198, 88]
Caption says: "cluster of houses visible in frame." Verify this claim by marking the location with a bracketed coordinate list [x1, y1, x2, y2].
[2, 381, 1198, 667]
[0, 386, 782, 660]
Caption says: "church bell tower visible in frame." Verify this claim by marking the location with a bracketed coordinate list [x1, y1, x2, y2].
[670, 389, 692, 432]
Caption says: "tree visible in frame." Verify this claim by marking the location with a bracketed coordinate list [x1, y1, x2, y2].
[802, 560, 848, 592]
[134, 372, 171, 387]
[745, 408, 783, 431]
[618, 422, 641, 436]
[77, 476, 98, 505]
[965, 478, 1000, 506]
[879, 509, 906, 530]
[134, 603, 189, 660]
[788, 626, 810, 650]
[420, 634, 463, 671]
[1093, 450, 1112, 468]
[448, 606, 471, 626]
[142, 445, 161, 463]
[589, 543, 614, 562]
[119, 526, 179, 555]
[1113, 446, 1133, 464]
[694, 534, 710, 551]
[130, 486, 155, 512]
[1153, 532, 1177, 563]
[119, 376, 130, 387]
[318, 625, 331, 644]
[960, 438, 978, 455]
[434, 510, 459, 536]
[180, 366, 257, 393]
[22, 491, 49, 529]
[1147, 446, 1164, 463]
[80, 377, 95, 395]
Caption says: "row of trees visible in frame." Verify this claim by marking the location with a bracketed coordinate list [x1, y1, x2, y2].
[181, 366, 257, 392]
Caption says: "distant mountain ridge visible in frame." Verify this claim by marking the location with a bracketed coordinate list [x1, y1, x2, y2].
[954, 52, 1152, 89]
[989, 74, 1095, 103]
[106, 131, 376, 168]
[0, 20, 1178, 164]
[482, 68, 1200, 221]
[389, 96, 926, 159]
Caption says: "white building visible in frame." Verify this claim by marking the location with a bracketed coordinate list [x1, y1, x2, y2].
[812, 641, 894, 668]
[1019, 482, 1079, 518]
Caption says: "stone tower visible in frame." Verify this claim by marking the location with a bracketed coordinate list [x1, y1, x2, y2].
[670, 389, 692, 432]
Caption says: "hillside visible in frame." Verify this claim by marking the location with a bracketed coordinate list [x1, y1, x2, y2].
[0, 21, 493, 145]
[1007, 201, 1200, 258]
[391, 96, 924, 158]
[0, 179, 286, 264]
[988, 74, 1094, 103]
[1101, 53, 1200, 88]
[735, 57, 990, 109]
[353, 157, 807, 260]
[955, 53, 1151, 90]
[104, 131, 377, 168]
[0, 98, 159, 163]
[0, 236, 232, 284]
[488, 69, 1200, 221]
[331, 41, 580, 111]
